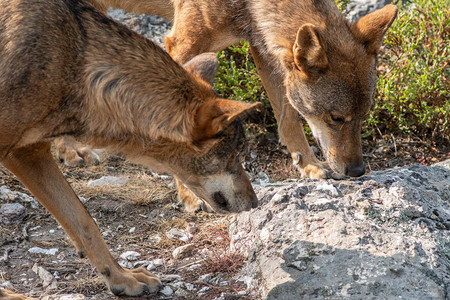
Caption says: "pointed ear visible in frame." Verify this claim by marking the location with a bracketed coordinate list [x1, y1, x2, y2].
[193, 99, 261, 144]
[351, 4, 398, 55]
[183, 53, 219, 85]
[293, 24, 329, 75]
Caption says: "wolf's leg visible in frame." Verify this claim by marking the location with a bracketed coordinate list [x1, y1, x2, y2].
[249, 45, 328, 179]
[1, 142, 161, 297]
[175, 177, 213, 212]
[164, 1, 240, 64]
[54, 135, 100, 166]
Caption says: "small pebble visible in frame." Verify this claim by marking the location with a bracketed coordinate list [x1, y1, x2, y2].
[187, 263, 202, 271]
[172, 243, 195, 259]
[0, 203, 27, 225]
[166, 228, 192, 242]
[160, 286, 174, 296]
[198, 286, 211, 294]
[28, 247, 58, 256]
[200, 273, 213, 283]
[87, 176, 128, 187]
[119, 251, 141, 261]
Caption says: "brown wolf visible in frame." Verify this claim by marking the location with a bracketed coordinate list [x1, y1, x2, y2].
[0, 0, 259, 297]
[81, 0, 397, 181]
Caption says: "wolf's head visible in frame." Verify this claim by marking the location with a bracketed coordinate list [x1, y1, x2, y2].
[279, 4, 398, 177]
[160, 53, 260, 213]
[176, 105, 259, 213]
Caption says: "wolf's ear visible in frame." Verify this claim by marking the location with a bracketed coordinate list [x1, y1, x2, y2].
[193, 99, 261, 146]
[183, 53, 219, 85]
[292, 24, 329, 76]
[351, 4, 398, 55]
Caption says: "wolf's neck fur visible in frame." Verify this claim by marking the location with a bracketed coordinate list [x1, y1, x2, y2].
[79, 7, 214, 148]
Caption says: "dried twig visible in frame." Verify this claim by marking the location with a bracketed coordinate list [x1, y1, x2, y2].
[0, 247, 15, 263]
[22, 222, 31, 240]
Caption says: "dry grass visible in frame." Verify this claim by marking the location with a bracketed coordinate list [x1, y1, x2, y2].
[181, 218, 247, 278]
[62, 151, 177, 207]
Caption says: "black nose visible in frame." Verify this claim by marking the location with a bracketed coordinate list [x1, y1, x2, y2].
[251, 195, 258, 209]
[213, 192, 228, 210]
[346, 161, 366, 177]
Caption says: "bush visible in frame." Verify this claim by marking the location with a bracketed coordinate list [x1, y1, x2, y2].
[214, 42, 268, 105]
[371, 0, 449, 141]
[214, 42, 276, 132]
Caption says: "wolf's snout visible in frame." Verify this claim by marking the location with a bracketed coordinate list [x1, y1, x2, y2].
[346, 161, 366, 177]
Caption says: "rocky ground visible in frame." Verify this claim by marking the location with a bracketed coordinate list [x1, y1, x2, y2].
[1, 5, 449, 300]
[0, 153, 250, 300]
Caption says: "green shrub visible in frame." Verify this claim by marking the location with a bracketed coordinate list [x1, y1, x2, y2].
[369, 0, 449, 141]
[214, 42, 277, 133]
[214, 42, 268, 105]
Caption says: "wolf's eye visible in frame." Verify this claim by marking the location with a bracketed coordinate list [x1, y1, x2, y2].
[330, 115, 345, 123]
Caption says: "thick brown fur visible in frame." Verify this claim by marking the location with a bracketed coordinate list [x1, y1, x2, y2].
[0, 0, 259, 297]
[83, 0, 397, 181]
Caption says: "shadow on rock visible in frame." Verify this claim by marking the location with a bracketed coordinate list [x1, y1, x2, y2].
[266, 240, 447, 299]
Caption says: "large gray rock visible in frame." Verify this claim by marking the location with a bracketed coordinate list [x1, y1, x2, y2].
[230, 161, 450, 299]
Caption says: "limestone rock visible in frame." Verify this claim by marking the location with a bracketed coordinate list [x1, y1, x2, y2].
[0, 203, 27, 224]
[28, 247, 59, 256]
[0, 186, 38, 208]
[160, 286, 174, 296]
[32, 264, 57, 290]
[87, 176, 128, 187]
[166, 228, 192, 242]
[107, 8, 171, 45]
[346, 0, 392, 22]
[172, 243, 195, 259]
[119, 250, 141, 261]
[230, 161, 450, 299]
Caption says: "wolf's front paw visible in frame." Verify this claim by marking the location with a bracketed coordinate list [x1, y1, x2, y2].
[295, 158, 347, 180]
[300, 163, 328, 179]
[180, 190, 203, 212]
[106, 267, 161, 296]
[175, 178, 213, 212]
[292, 152, 328, 179]
[54, 136, 100, 166]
